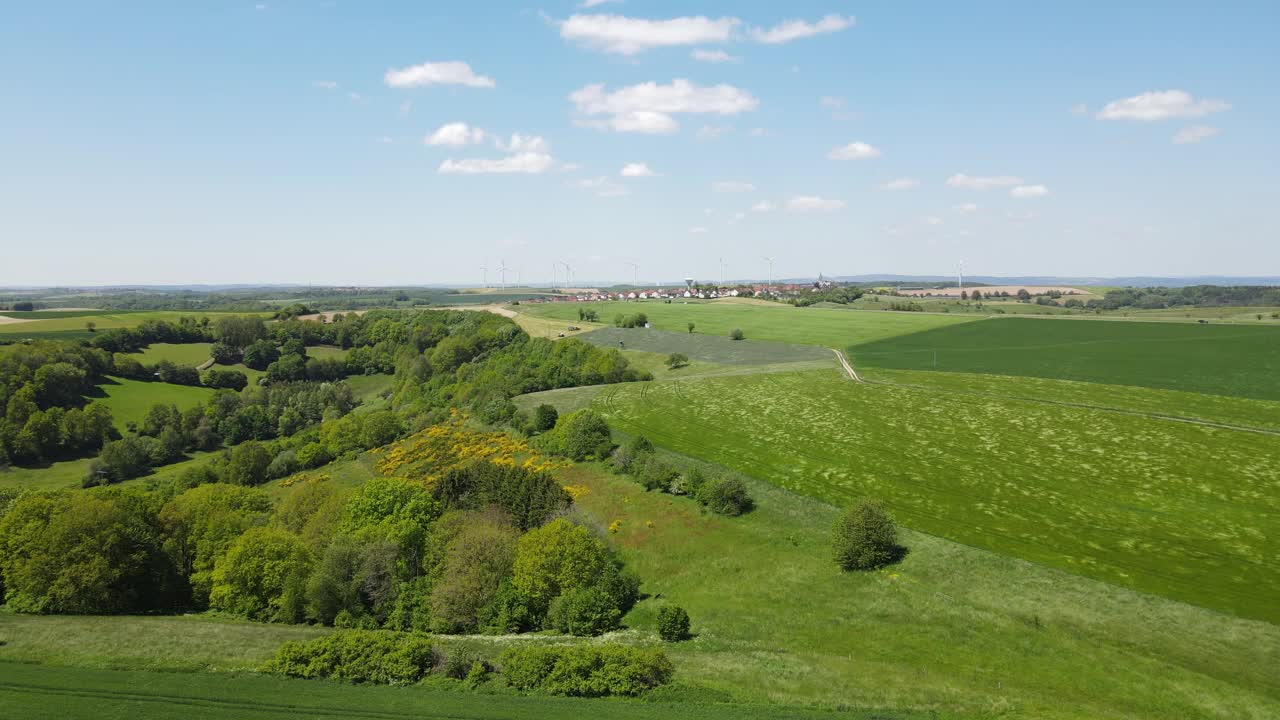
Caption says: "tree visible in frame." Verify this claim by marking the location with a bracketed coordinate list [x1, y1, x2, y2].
[511, 518, 611, 616]
[223, 440, 272, 486]
[729, 328, 745, 341]
[33, 362, 89, 408]
[242, 340, 280, 371]
[664, 352, 688, 370]
[1016, 288, 1032, 302]
[95, 436, 158, 483]
[686, 322, 695, 334]
[203, 368, 248, 391]
[85, 321, 97, 333]
[340, 476, 440, 576]
[209, 527, 313, 622]
[0, 491, 178, 614]
[531, 404, 558, 433]
[656, 605, 690, 642]
[209, 342, 239, 365]
[215, 315, 267, 350]
[159, 484, 272, 607]
[539, 409, 612, 461]
[428, 513, 521, 633]
[548, 586, 622, 636]
[832, 499, 900, 571]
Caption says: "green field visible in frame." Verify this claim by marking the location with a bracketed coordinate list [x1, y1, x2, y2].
[127, 342, 215, 367]
[93, 376, 216, 430]
[583, 368, 1280, 623]
[0, 310, 269, 338]
[850, 317, 1280, 401]
[578, 327, 831, 366]
[520, 300, 975, 347]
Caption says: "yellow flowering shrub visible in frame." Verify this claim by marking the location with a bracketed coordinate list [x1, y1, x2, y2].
[376, 414, 567, 485]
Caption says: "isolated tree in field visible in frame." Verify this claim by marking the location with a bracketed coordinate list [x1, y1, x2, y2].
[657, 605, 690, 642]
[832, 499, 899, 571]
[532, 404, 558, 433]
[85, 321, 96, 332]
[1016, 288, 1032, 302]
[687, 322, 695, 334]
[729, 328, 744, 341]
[665, 352, 688, 369]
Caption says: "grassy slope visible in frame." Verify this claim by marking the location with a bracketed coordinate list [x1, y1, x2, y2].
[577, 327, 830, 366]
[520, 300, 975, 347]
[0, 311, 267, 336]
[0, 662, 902, 720]
[586, 370, 1280, 623]
[127, 342, 215, 367]
[850, 316, 1280, 401]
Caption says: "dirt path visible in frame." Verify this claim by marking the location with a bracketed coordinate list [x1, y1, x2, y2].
[453, 304, 517, 318]
[831, 349, 864, 382]
[0, 316, 32, 325]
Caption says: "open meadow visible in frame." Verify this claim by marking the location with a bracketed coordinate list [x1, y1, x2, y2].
[0, 310, 271, 342]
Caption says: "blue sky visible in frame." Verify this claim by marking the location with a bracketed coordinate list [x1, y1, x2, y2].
[2, 1, 1277, 286]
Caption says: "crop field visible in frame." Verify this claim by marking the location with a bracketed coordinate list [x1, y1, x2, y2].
[0, 310, 268, 337]
[127, 342, 214, 367]
[520, 300, 975, 347]
[92, 376, 216, 430]
[850, 316, 1280, 401]
[578, 327, 831, 366]
[590, 369, 1280, 623]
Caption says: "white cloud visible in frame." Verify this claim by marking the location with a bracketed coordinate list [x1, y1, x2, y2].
[1096, 90, 1229, 121]
[692, 49, 740, 63]
[384, 61, 495, 89]
[787, 195, 845, 212]
[620, 162, 657, 177]
[946, 173, 1023, 190]
[1173, 125, 1221, 144]
[499, 133, 551, 154]
[751, 201, 776, 213]
[575, 176, 629, 197]
[312, 80, 338, 90]
[255, 4, 267, 10]
[578, 0, 621, 7]
[1010, 184, 1050, 198]
[689, 226, 709, 234]
[879, 178, 919, 191]
[696, 125, 733, 140]
[439, 153, 555, 175]
[820, 96, 845, 109]
[560, 14, 739, 55]
[425, 122, 487, 147]
[953, 203, 980, 212]
[750, 14, 854, 44]
[570, 79, 758, 134]
[828, 141, 881, 160]
[713, 181, 755, 193]
[609, 111, 679, 134]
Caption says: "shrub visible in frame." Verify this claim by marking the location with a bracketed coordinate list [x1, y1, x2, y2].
[634, 456, 678, 493]
[531, 404, 558, 433]
[442, 649, 489, 680]
[548, 586, 623, 636]
[263, 630, 435, 684]
[204, 368, 248, 390]
[656, 605, 690, 642]
[498, 644, 674, 697]
[832, 499, 900, 571]
[539, 409, 613, 461]
[696, 476, 754, 516]
[665, 352, 688, 369]
[729, 328, 744, 341]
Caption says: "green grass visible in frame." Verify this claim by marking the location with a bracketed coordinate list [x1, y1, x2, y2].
[0, 311, 269, 336]
[0, 661, 901, 720]
[93, 376, 216, 431]
[0, 456, 97, 491]
[127, 342, 214, 367]
[520, 300, 975, 348]
[578, 327, 831, 366]
[850, 316, 1280, 401]
[587, 368, 1280, 623]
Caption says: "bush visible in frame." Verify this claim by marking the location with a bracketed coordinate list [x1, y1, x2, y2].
[634, 456, 678, 493]
[531, 404, 558, 433]
[832, 499, 900, 571]
[498, 644, 673, 697]
[665, 352, 688, 369]
[539, 409, 613, 461]
[656, 605, 690, 642]
[729, 328, 744, 341]
[695, 476, 754, 516]
[263, 630, 435, 684]
[548, 586, 623, 636]
[204, 368, 248, 390]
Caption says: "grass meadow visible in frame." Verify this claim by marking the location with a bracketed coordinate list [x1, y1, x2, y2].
[850, 316, 1280, 401]
[0, 310, 270, 340]
[520, 299, 975, 347]
[92, 376, 216, 430]
[127, 342, 215, 367]
[583, 368, 1280, 623]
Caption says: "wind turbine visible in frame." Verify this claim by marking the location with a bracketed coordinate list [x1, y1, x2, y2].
[764, 256, 776, 293]
[625, 262, 638, 288]
[958, 260, 965, 291]
[497, 260, 510, 290]
[719, 258, 728, 288]
[480, 264, 488, 289]
[559, 261, 573, 289]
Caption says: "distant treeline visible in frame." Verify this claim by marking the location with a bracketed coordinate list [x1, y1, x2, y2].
[1099, 285, 1280, 310]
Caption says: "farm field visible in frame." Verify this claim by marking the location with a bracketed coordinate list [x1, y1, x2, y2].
[92, 376, 216, 430]
[519, 300, 976, 347]
[0, 310, 268, 338]
[587, 368, 1280, 623]
[850, 316, 1280, 401]
[578, 327, 831, 365]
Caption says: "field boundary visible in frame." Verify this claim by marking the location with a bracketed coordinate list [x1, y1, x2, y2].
[831, 349, 863, 382]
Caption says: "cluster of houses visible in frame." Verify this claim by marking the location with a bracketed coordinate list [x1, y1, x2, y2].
[528, 281, 830, 304]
